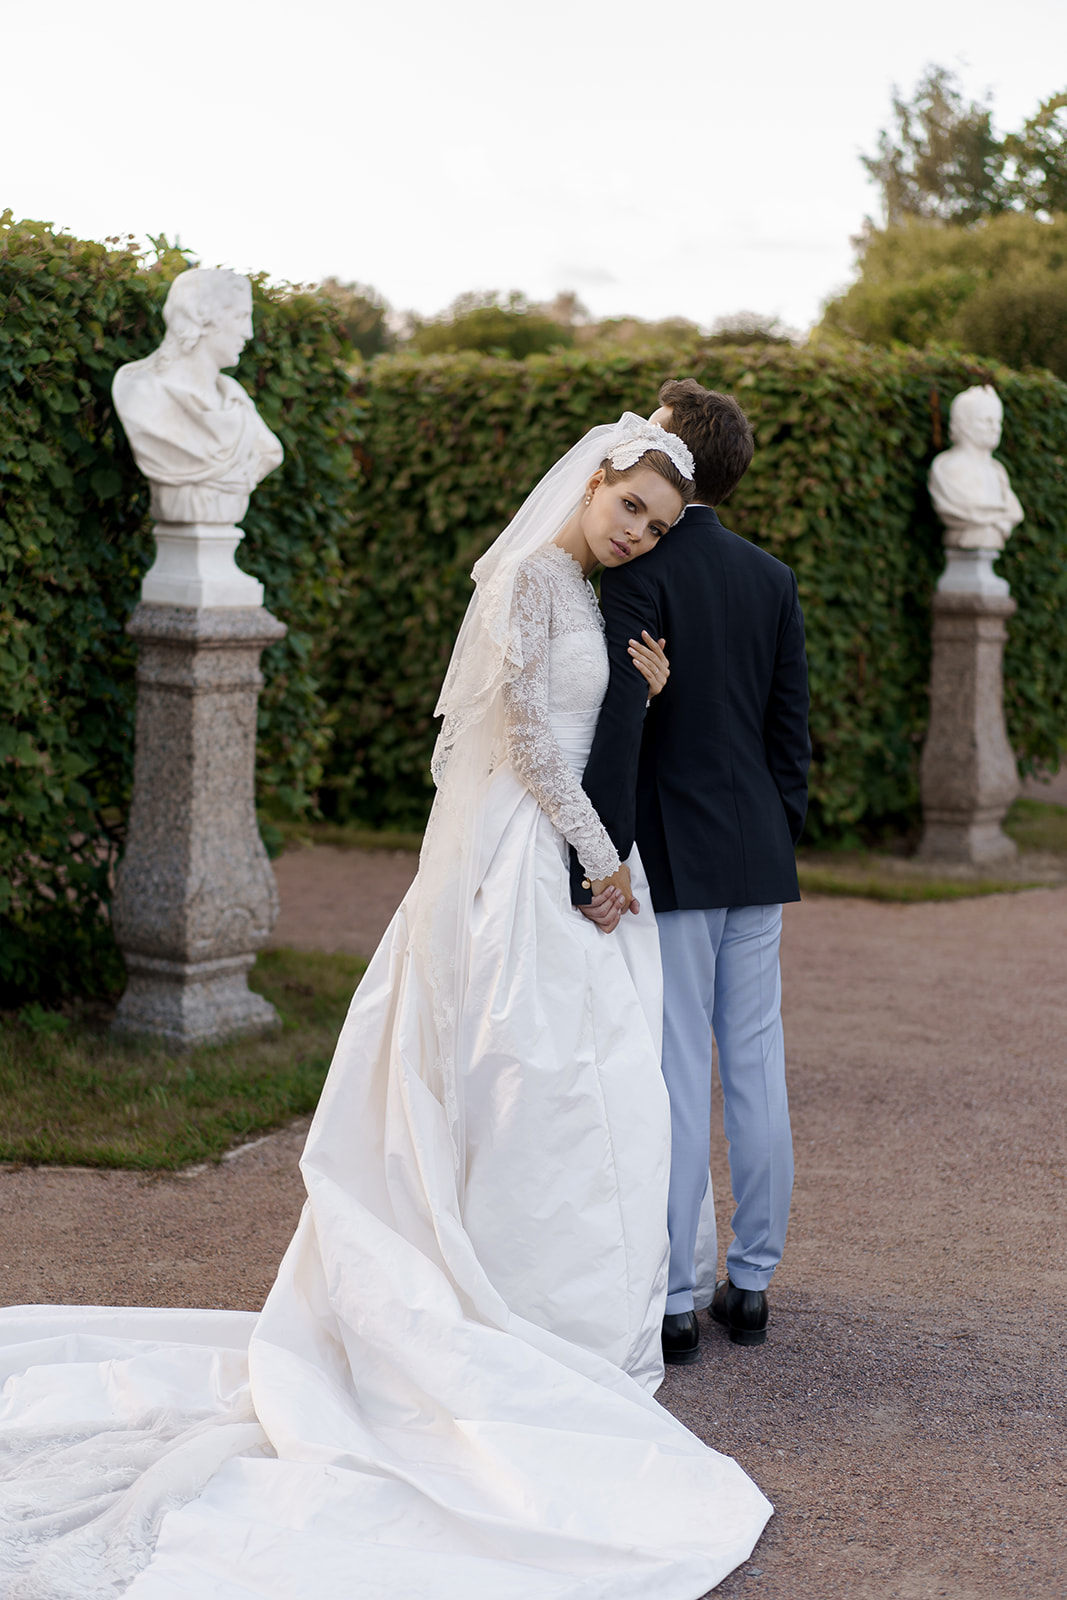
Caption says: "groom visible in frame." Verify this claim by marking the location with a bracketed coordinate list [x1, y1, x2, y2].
[570, 379, 810, 1362]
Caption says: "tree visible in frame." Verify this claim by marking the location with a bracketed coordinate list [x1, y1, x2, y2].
[861, 65, 1006, 226]
[821, 72, 1067, 379]
[571, 309, 791, 353]
[819, 211, 1067, 379]
[957, 274, 1067, 379]
[408, 292, 574, 359]
[541, 291, 592, 329]
[703, 311, 795, 347]
[1005, 91, 1067, 215]
[576, 314, 700, 350]
[317, 278, 394, 359]
[861, 67, 1067, 228]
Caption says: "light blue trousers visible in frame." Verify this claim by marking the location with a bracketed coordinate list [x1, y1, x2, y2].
[658, 905, 793, 1311]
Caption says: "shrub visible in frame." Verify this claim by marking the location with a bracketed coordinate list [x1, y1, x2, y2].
[408, 293, 575, 359]
[0, 215, 360, 1003]
[957, 275, 1067, 380]
[820, 213, 1067, 378]
[321, 343, 1067, 838]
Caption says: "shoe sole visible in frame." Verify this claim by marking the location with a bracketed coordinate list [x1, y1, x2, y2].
[710, 1311, 768, 1348]
[662, 1345, 701, 1366]
[727, 1326, 767, 1347]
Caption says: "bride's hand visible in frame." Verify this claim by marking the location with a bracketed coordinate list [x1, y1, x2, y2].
[588, 863, 637, 916]
[628, 632, 669, 697]
[579, 885, 625, 933]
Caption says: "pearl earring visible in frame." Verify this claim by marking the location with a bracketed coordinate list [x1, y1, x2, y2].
[584, 494, 592, 505]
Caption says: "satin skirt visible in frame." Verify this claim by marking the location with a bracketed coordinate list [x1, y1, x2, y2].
[0, 761, 771, 1599]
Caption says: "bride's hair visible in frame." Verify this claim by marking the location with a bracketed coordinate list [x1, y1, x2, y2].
[599, 448, 696, 508]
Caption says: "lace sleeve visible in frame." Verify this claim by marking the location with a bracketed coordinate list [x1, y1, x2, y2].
[502, 563, 620, 882]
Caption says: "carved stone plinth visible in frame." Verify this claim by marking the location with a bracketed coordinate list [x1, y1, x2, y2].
[141, 523, 265, 608]
[111, 604, 287, 1046]
[918, 591, 1020, 866]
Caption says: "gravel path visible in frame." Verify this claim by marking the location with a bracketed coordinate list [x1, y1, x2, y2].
[268, 845, 417, 956]
[2, 853, 1064, 1598]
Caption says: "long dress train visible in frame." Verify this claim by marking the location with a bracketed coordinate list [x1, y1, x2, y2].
[0, 544, 770, 1598]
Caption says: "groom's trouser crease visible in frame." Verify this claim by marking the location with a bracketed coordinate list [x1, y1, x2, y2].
[659, 905, 793, 1309]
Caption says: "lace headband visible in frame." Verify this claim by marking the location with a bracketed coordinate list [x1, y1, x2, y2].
[606, 418, 694, 481]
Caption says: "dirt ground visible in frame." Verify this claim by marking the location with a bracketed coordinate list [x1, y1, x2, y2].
[268, 844, 417, 955]
[1022, 766, 1067, 804]
[2, 852, 1064, 1599]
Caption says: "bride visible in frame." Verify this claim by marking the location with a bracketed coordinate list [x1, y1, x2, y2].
[0, 415, 771, 1598]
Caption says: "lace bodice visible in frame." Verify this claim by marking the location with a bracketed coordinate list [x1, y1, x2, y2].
[502, 544, 619, 882]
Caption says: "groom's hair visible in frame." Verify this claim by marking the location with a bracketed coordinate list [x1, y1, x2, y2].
[657, 379, 754, 506]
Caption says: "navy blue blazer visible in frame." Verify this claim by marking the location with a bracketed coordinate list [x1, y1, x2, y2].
[569, 505, 810, 912]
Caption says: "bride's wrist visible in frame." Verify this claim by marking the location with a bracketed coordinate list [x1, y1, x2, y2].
[581, 855, 621, 891]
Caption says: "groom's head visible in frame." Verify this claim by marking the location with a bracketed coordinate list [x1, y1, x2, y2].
[650, 379, 754, 507]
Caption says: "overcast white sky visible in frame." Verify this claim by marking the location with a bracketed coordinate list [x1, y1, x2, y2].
[5, 0, 1066, 332]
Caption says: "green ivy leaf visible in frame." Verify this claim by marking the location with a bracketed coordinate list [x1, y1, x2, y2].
[89, 467, 122, 500]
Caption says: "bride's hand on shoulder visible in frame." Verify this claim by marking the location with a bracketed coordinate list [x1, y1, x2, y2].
[628, 631, 669, 697]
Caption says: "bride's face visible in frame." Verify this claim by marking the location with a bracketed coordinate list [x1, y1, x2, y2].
[582, 466, 683, 568]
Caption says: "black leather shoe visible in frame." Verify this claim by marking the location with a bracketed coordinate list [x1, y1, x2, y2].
[662, 1310, 701, 1365]
[710, 1277, 769, 1347]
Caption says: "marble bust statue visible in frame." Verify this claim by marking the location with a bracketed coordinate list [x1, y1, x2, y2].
[114, 269, 283, 525]
[112, 269, 283, 606]
[927, 386, 1024, 599]
[928, 386, 1023, 552]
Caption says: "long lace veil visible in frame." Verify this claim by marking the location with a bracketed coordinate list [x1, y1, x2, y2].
[412, 413, 650, 1189]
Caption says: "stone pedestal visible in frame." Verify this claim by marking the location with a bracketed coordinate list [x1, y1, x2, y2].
[141, 523, 265, 608]
[111, 604, 287, 1046]
[918, 591, 1020, 866]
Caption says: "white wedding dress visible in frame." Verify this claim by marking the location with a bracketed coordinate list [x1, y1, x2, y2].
[0, 544, 770, 1599]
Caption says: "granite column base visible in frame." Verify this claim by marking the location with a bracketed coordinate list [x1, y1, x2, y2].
[113, 954, 279, 1047]
[918, 590, 1020, 867]
[111, 603, 287, 1047]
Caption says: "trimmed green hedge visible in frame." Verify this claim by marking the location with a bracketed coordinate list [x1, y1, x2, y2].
[7, 217, 1067, 1009]
[0, 216, 360, 1003]
[322, 343, 1067, 833]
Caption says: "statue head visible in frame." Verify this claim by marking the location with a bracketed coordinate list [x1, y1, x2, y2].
[154, 268, 254, 373]
[948, 385, 1003, 452]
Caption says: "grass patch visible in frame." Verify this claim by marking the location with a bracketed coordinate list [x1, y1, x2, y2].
[798, 800, 1066, 901]
[261, 802, 1067, 887]
[0, 949, 364, 1171]
[1003, 797, 1067, 853]
[263, 817, 423, 857]
[796, 865, 1042, 903]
